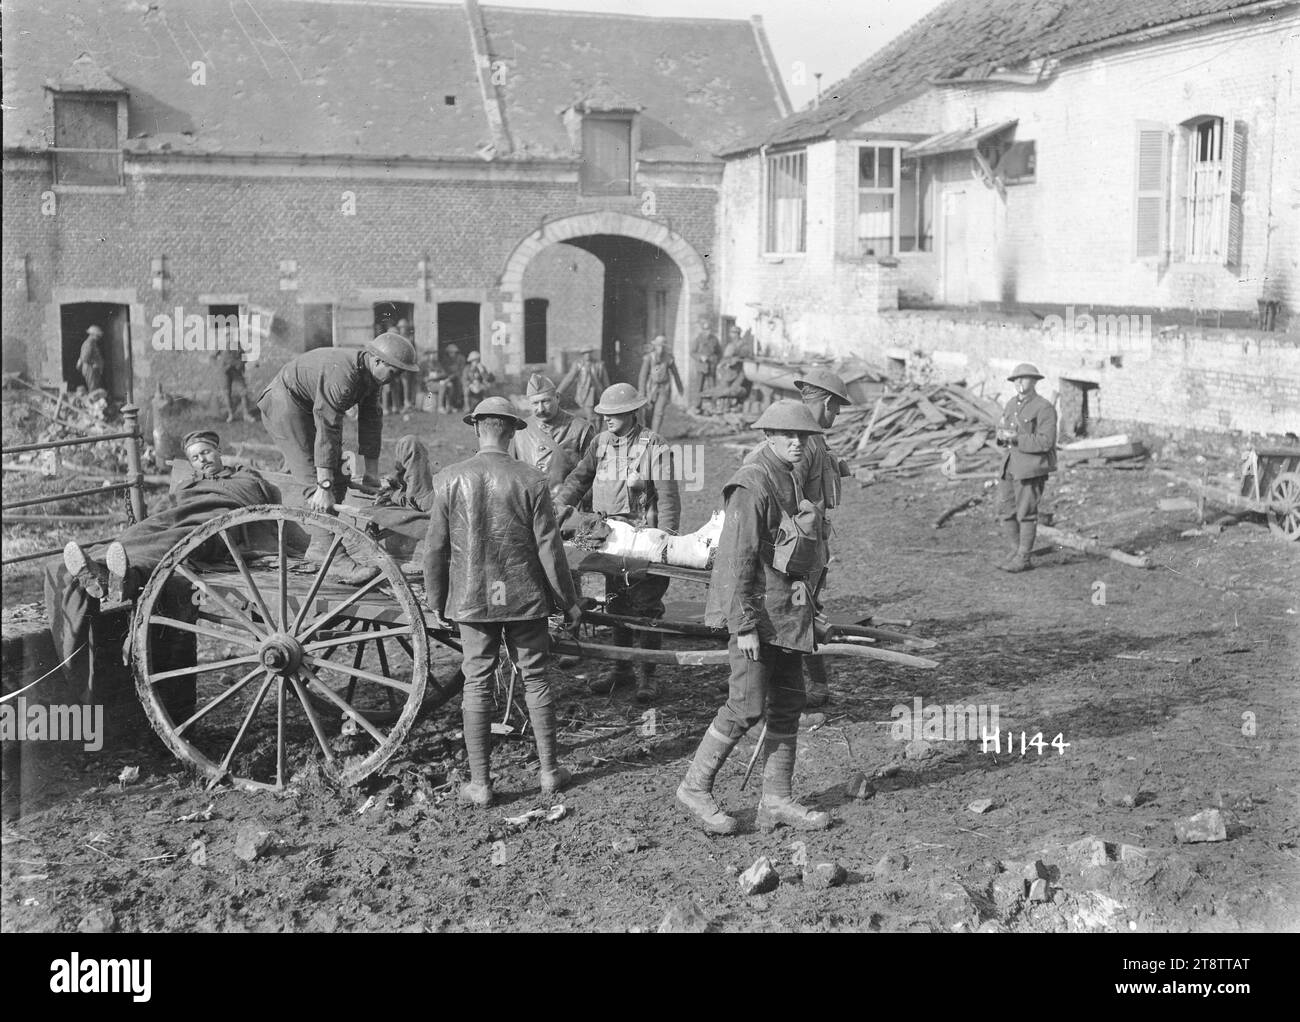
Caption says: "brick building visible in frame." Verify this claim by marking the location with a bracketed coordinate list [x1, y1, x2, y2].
[716, 0, 1300, 436]
[2, 0, 788, 408]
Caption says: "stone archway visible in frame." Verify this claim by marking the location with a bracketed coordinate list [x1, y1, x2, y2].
[495, 211, 710, 402]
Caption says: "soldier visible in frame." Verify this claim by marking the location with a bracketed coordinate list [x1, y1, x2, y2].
[690, 316, 722, 414]
[743, 367, 851, 708]
[676, 400, 831, 835]
[257, 332, 417, 583]
[462, 350, 494, 407]
[557, 346, 610, 421]
[423, 397, 583, 807]
[440, 344, 467, 411]
[995, 363, 1058, 573]
[77, 325, 106, 393]
[212, 344, 255, 423]
[639, 335, 684, 436]
[508, 373, 596, 497]
[555, 382, 680, 704]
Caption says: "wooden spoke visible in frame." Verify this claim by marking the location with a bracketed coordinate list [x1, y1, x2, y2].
[289, 532, 345, 633]
[174, 562, 270, 641]
[148, 615, 260, 649]
[276, 678, 287, 789]
[289, 674, 337, 770]
[278, 519, 289, 630]
[303, 625, 412, 654]
[296, 572, 389, 644]
[147, 653, 259, 684]
[210, 672, 276, 789]
[174, 664, 265, 735]
[298, 661, 388, 745]
[220, 530, 277, 629]
[372, 630, 401, 712]
[304, 655, 414, 696]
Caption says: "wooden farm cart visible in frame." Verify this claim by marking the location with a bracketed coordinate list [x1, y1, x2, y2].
[128, 504, 939, 793]
[1156, 444, 1300, 541]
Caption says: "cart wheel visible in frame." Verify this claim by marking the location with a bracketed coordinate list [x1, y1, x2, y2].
[1267, 471, 1300, 541]
[131, 504, 434, 791]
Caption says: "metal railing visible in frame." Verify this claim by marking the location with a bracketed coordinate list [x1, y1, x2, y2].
[1, 404, 147, 567]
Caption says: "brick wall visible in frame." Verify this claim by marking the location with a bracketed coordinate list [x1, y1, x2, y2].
[1, 158, 718, 403]
[881, 309, 1300, 437]
[520, 243, 604, 375]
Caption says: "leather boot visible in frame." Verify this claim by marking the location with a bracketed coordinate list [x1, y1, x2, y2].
[756, 731, 830, 831]
[590, 626, 635, 693]
[458, 708, 494, 806]
[1002, 521, 1037, 573]
[996, 518, 1021, 568]
[676, 725, 740, 834]
[635, 630, 662, 704]
[104, 541, 129, 605]
[64, 542, 108, 600]
[804, 656, 830, 708]
[528, 701, 571, 796]
[306, 529, 382, 586]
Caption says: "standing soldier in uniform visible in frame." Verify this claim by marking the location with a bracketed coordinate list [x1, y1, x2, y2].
[995, 363, 1058, 573]
[424, 397, 584, 807]
[257, 331, 417, 583]
[744, 368, 851, 708]
[508, 373, 596, 497]
[676, 400, 831, 835]
[557, 346, 610, 422]
[77, 325, 106, 393]
[555, 382, 681, 704]
[638, 335, 683, 436]
[690, 316, 722, 414]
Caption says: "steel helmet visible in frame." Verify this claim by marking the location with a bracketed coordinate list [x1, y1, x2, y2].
[463, 396, 527, 430]
[751, 399, 825, 434]
[793, 367, 852, 404]
[366, 331, 419, 372]
[467, 350, 482, 362]
[593, 382, 647, 415]
[1008, 362, 1044, 381]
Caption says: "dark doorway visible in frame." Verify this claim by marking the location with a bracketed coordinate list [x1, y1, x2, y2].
[373, 301, 415, 339]
[437, 302, 480, 358]
[60, 302, 131, 400]
[1059, 378, 1099, 439]
[524, 298, 549, 365]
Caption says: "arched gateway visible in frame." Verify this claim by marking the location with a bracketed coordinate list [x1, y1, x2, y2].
[496, 211, 711, 404]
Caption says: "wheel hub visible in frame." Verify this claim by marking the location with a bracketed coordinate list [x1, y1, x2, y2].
[259, 633, 304, 676]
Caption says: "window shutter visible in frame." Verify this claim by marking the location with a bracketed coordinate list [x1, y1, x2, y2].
[1224, 119, 1248, 269]
[1134, 122, 1168, 260]
[335, 302, 374, 349]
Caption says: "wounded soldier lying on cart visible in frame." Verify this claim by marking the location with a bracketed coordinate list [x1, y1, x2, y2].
[45, 430, 281, 692]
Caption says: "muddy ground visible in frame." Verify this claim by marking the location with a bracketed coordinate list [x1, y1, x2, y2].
[3, 405, 1298, 933]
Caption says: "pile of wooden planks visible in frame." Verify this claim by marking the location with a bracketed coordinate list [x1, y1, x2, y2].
[827, 383, 1005, 476]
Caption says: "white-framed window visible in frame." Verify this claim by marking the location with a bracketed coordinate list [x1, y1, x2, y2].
[857, 144, 932, 256]
[51, 95, 123, 187]
[1186, 117, 1226, 262]
[764, 149, 807, 254]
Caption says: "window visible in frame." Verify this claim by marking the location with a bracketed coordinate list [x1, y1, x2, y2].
[52, 96, 122, 186]
[303, 304, 335, 350]
[524, 298, 548, 363]
[581, 116, 632, 195]
[1186, 118, 1225, 262]
[996, 141, 1036, 184]
[764, 150, 807, 254]
[859, 145, 932, 256]
[1133, 121, 1169, 260]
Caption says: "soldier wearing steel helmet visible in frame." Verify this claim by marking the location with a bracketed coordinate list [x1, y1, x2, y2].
[995, 363, 1058, 572]
[257, 330, 418, 582]
[744, 366, 853, 708]
[555, 381, 681, 703]
[424, 397, 583, 808]
[677, 399, 831, 835]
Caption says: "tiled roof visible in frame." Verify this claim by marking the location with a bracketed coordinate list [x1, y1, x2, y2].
[3, 0, 783, 161]
[726, 0, 1283, 155]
